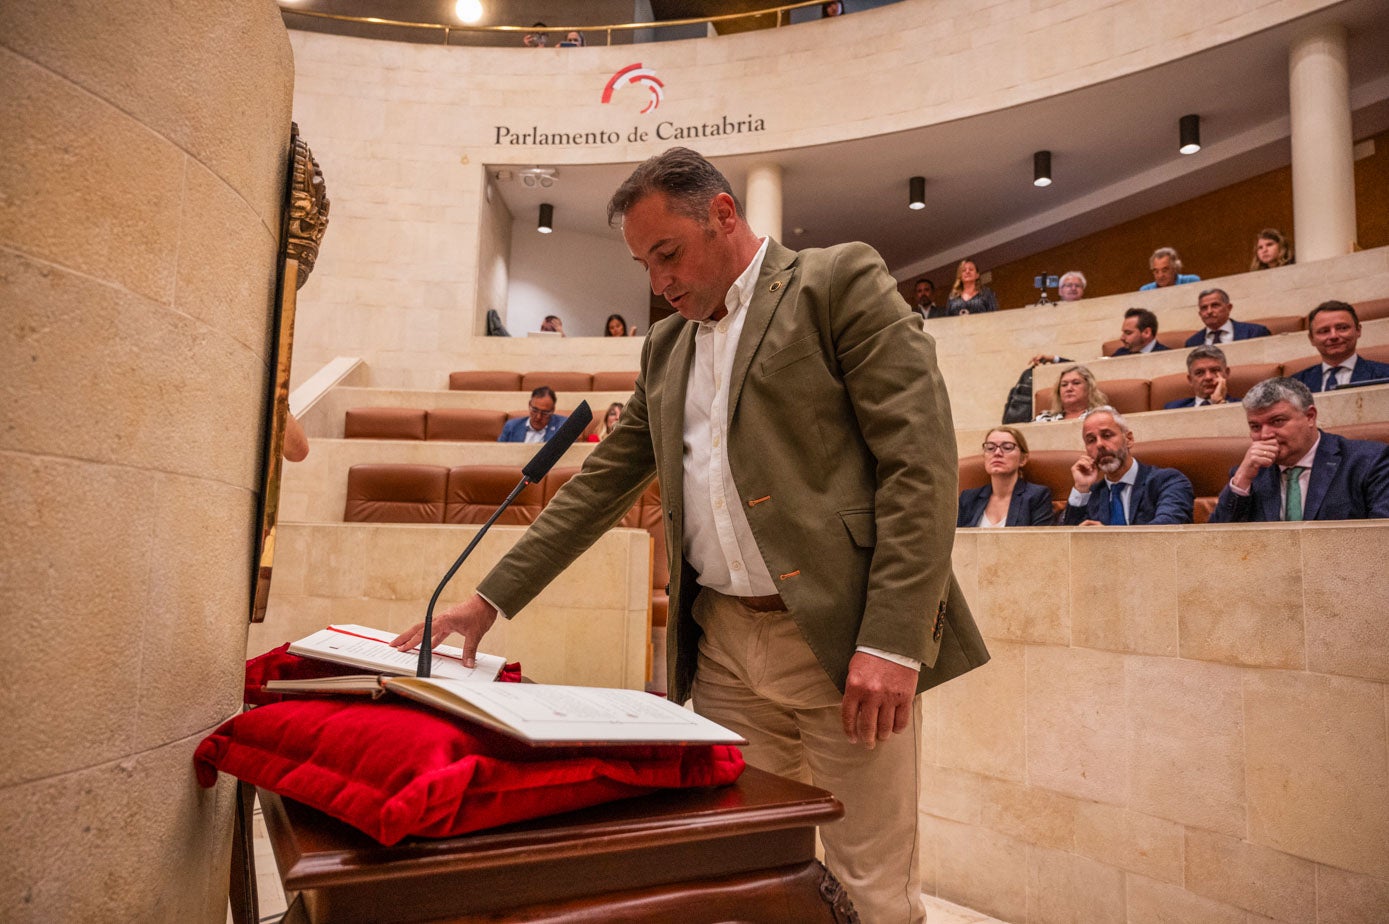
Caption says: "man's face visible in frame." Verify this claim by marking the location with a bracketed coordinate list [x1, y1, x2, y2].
[914, 281, 932, 305]
[1308, 310, 1360, 365]
[1247, 400, 1319, 466]
[1198, 292, 1232, 331]
[528, 395, 556, 431]
[1082, 412, 1134, 478]
[1058, 277, 1085, 301]
[1187, 358, 1228, 399]
[1150, 256, 1177, 287]
[1119, 317, 1152, 351]
[623, 192, 739, 323]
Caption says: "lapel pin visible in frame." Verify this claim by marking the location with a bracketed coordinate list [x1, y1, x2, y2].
[769, 280, 783, 292]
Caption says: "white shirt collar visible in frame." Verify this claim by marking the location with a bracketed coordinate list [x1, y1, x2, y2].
[1108, 458, 1140, 488]
[1322, 354, 1359, 374]
[704, 237, 769, 327]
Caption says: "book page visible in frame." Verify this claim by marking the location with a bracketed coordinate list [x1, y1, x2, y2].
[288, 625, 505, 682]
[393, 679, 747, 745]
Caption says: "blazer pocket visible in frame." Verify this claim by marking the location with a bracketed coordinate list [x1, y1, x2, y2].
[838, 509, 876, 548]
[760, 335, 822, 377]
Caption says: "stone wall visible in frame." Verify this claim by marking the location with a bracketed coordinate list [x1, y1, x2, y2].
[0, 4, 293, 920]
[926, 521, 1389, 924]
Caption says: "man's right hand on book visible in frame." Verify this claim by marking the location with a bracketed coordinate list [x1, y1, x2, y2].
[391, 594, 498, 668]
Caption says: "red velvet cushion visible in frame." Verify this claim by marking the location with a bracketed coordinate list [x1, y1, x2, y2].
[195, 697, 744, 845]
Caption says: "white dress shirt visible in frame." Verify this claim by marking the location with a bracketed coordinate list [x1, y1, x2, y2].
[1317, 354, 1358, 389]
[523, 423, 546, 444]
[1205, 320, 1235, 344]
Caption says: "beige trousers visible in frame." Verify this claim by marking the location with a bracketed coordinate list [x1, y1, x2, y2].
[691, 589, 926, 924]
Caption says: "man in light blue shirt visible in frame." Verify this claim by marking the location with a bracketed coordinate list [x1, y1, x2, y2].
[1139, 246, 1200, 291]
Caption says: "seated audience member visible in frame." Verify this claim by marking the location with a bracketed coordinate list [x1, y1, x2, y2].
[560, 30, 585, 47]
[911, 278, 947, 319]
[605, 313, 635, 337]
[587, 401, 623, 442]
[1251, 228, 1294, 270]
[1063, 407, 1195, 525]
[1183, 288, 1272, 346]
[1057, 271, 1087, 302]
[822, 1, 844, 16]
[523, 23, 548, 47]
[1165, 345, 1238, 408]
[1112, 307, 1170, 356]
[1290, 300, 1389, 392]
[1139, 246, 1201, 291]
[947, 259, 999, 315]
[539, 315, 565, 336]
[499, 386, 568, 443]
[958, 427, 1054, 527]
[1035, 364, 1108, 422]
[1209, 377, 1389, 522]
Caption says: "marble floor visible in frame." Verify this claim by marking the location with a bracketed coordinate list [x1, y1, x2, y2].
[236, 795, 1007, 923]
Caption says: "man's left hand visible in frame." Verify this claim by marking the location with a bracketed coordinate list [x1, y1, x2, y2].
[841, 652, 918, 750]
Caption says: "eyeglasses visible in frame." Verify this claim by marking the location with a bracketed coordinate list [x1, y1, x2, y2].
[528, 405, 554, 418]
[982, 441, 1019, 454]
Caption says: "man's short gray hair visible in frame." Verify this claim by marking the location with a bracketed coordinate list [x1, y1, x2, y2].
[1197, 287, 1231, 304]
[1080, 404, 1130, 434]
[1059, 270, 1087, 288]
[1186, 344, 1228, 370]
[1242, 377, 1314, 413]
[1149, 247, 1183, 270]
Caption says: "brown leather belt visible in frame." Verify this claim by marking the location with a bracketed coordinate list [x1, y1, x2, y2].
[734, 593, 786, 612]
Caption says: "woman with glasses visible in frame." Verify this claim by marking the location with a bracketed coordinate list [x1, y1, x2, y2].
[957, 426, 1054, 527]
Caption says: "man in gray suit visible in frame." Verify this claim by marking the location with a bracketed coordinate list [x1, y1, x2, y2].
[394, 148, 986, 923]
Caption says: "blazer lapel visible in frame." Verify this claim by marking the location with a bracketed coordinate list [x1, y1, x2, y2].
[1004, 482, 1023, 526]
[1254, 465, 1283, 521]
[726, 241, 797, 426]
[1128, 463, 1150, 523]
[1092, 480, 1112, 525]
[1302, 433, 1339, 521]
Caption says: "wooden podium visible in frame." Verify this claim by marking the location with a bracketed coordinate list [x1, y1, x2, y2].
[256, 767, 858, 923]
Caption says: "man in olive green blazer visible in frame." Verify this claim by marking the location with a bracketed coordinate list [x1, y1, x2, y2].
[395, 148, 986, 923]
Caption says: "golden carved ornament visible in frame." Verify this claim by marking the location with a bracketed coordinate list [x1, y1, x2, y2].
[286, 122, 329, 290]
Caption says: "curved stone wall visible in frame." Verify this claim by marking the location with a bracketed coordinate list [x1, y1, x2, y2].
[0, 5, 293, 920]
[284, 0, 1346, 390]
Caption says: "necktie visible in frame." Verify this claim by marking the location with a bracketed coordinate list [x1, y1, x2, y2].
[1108, 483, 1127, 525]
[1284, 466, 1305, 522]
[1322, 366, 1342, 391]
[1210, 330, 1223, 344]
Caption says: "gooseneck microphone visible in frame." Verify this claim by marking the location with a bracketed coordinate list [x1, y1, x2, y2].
[416, 401, 593, 677]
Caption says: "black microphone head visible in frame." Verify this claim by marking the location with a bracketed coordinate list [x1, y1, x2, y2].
[521, 400, 593, 483]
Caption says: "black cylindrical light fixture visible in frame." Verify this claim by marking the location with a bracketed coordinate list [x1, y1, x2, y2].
[908, 176, 926, 211]
[1179, 114, 1201, 155]
[538, 202, 554, 234]
[1033, 150, 1052, 187]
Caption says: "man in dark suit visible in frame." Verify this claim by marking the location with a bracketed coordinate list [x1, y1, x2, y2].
[1062, 406, 1194, 525]
[497, 386, 568, 442]
[910, 277, 948, 319]
[1112, 307, 1172, 356]
[394, 148, 986, 923]
[1164, 345, 1240, 409]
[1209, 377, 1389, 522]
[1183, 288, 1272, 347]
[1289, 300, 1389, 392]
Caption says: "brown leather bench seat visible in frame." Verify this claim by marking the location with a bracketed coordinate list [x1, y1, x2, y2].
[448, 371, 641, 392]
[345, 464, 448, 522]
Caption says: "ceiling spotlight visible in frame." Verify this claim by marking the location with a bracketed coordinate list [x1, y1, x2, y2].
[519, 167, 557, 188]
[1033, 150, 1052, 188]
[538, 203, 554, 234]
[454, 0, 483, 23]
[908, 176, 926, 211]
[1179, 114, 1201, 155]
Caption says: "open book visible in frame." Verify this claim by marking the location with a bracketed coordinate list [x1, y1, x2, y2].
[263, 675, 747, 747]
[287, 624, 506, 683]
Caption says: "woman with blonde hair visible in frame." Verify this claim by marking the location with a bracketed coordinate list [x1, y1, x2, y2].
[1250, 228, 1294, 270]
[587, 402, 624, 442]
[957, 426, 1055, 527]
[946, 258, 999, 315]
[1035, 364, 1108, 421]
